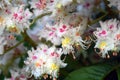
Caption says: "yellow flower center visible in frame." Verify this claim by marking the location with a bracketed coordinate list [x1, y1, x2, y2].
[7, 25, 19, 33]
[51, 63, 59, 70]
[99, 41, 107, 49]
[56, 3, 62, 9]
[62, 37, 71, 47]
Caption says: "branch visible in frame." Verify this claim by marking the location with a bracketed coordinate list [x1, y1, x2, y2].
[89, 10, 108, 25]
[29, 12, 52, 28]
[3, 40, 24, 55]
[21, 30, 37, 48]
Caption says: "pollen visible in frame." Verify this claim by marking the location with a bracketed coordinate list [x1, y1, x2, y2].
[56, 3, 62, 9]
[99, 41, 107, 49]
[62, 37, 71, 47]
[51, 63, 59, 70]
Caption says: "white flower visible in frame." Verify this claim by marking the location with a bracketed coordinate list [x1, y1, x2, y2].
[37, 14, 88, 54]
[24, 44, 67, 78]
[95, 38, 115, 57]
[61, 26, 87, 54]
[4, 5, 32, 33]
[38, 23, 69, 45]
[94, 19, 120, 57]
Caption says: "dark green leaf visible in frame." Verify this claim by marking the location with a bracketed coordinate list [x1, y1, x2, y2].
[0, 72, 5, 80]
[18, 57, 25, 68]
[15, 35, 23, 41]
[65, 64, 115, 80]
[5, 71, 11, 78]
[117, 68, 120, 80]
[23, 41, 32, 50]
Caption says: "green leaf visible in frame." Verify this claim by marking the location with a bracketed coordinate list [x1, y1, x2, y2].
[4, 71, 11, 78]
[23, 41, 32, 50]
[0, 72, 5, 80]
[64, 55, 82, 72]
[18, 57, 25, 68]
[65, 64, 115, 80]
[15, 35, 23, 41]
[117, 68, 120, 80]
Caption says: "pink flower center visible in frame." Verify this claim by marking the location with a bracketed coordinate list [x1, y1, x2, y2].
[62, 25, 67, 29]
[49, 31, 54, 36]
[32, 56, 37, 60]
[51, 52, 59, 57]
[43, 49, 47, 52]
[109, 24, 114, 29]
[99, 30, 107, 36]
[13, 13, 18, 19]
[84, 2, 90, 8]
[59, 28, 64, 32]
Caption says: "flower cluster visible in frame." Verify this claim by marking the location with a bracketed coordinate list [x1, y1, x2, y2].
[1, 0, 120, 79]
[0, 2, 32, 33]
[38, 14, 88, 54]
[94, 19, 120, 57]
[0, 0, 32, 54]
[24, 44, 67, 78]
[24, 2, 95, 78]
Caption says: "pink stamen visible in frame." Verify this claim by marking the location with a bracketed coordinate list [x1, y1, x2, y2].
[52, 27, 56, 30]
[5, 9, 11, 14]
[32, 56, 37, 60]
[49, 31, 54, 36]
[59, 28, 64, 32]
[13, 13, 18, 19]
[51, 52, 59, 57]
[101, 30, 106, 34]
[43, 49, 47, 52]
[99, 30, 107, 36]
[35, 2, 41, 8]
[18, 16, 24, 21]
[51, 52, 55, 56]
[62, 25, 67, 29]
[109, 24, 114, 29]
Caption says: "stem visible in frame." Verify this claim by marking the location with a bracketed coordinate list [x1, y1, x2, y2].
[3, 40, 24, 55]
[29, 12, 52, 28]
[89, 10, 108, 25]
[2, 53, 23, 75]
[103, 0, 119, 17]
[21, 30, 37, 48]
